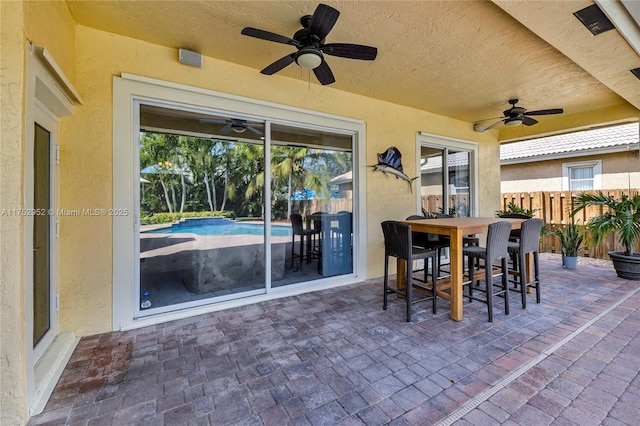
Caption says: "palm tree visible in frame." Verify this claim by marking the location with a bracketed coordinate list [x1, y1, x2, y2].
[572, 192, 640, 256]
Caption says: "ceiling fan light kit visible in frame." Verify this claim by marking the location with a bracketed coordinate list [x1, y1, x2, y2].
[241, 3, 377, 85]
[504, 117, 523, 127]
[295, 49, 323, 69]
[473, 99, 563, 132]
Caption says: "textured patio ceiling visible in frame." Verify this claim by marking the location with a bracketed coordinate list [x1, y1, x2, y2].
[66, 0, 640, 140]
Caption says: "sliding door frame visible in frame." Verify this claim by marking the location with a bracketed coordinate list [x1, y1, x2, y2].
[415, 132, 479, 217]
[113, 74, 366, 331]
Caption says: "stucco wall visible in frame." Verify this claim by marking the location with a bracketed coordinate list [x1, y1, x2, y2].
[1, 2, 27, 423]
[1, 2, 77, 422]
[62, 25, 501, 337]
[501, 151, 640, 193]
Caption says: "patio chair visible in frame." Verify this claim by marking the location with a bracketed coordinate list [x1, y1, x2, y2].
[507, 218, 543, 308]
[406, 215, 449, 277]
[290, 213, 318, 270]
[381, 220, 439, 322]
[463, 221, 512, 322]
[309, 211, 325, 254]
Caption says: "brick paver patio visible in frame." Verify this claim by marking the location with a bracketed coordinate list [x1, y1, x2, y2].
[29, 256, 640, 425]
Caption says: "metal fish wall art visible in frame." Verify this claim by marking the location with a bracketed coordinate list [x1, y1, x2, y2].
[371, 146, 418, 191]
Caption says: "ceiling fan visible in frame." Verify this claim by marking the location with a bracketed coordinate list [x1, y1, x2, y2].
[200, 118, 263, 135]
[474, 99, 563, 132]
[241, 3, 378, 85]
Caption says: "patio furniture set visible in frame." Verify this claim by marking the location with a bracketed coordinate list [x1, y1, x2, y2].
[383, 215, 544, 322]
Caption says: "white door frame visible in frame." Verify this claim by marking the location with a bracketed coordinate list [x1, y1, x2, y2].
[113, 74, 368, 331]
[416, 132, 479, 216]
[31, 102, 60, 362]
[24, 43, 80, 415]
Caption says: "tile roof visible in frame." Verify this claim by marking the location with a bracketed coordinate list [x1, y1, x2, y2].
[500, 122, 639, 162]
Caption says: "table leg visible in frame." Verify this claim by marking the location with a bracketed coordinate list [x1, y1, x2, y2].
[397, 259, 407, 292]
[449, 232, 463, 321]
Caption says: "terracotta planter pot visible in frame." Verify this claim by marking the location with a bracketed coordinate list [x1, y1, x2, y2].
[609, 251, 640, 281]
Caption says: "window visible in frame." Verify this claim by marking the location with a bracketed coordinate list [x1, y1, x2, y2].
[417, 133, 478, 218]
[562, 160, 601, 191]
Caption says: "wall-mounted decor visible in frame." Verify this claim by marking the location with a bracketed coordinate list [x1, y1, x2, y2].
[371, 146, 417, 191]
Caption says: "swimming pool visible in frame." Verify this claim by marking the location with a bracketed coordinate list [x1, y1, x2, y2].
[143, 217, 292, 237]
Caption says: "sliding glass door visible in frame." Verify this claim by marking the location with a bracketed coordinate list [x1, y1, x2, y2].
[135, 104, 355, 316]
[418, 135, 476, 218]
[269, 123, 353, 287]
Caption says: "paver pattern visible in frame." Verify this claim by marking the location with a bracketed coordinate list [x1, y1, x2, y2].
[29, 256, 640, 425]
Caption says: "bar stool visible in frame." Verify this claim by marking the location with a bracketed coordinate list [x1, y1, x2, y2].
[507, 218, 543, 308]
[290, 213, 317, 270]
[406, 215, 449, 278]
[381, 221, 440, 321]
[463, 221, 512, 322]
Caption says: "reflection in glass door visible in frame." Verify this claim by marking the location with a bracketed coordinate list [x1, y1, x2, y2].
[34, 124, 51, 347]
[33, 110, 58, 362]
[137, 106, 266, 315]
[135, 104, 356, 316]
[269, 124, 354, 287]
[419, 145, 472, 217]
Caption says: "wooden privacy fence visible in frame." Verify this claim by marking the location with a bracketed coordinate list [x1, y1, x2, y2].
[294, 198, 352, 216]
[501, 189, 640, 260]
[296, 189, 639, 261]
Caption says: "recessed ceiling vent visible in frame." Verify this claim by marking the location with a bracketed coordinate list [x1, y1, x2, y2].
[573, 4, 615, 35]
[631, 68, 640, 80]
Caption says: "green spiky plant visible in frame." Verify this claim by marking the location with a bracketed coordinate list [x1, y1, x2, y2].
[555, 221, 584, 257]
[495, 201, 538, 218]
[571, 192, 640, 256]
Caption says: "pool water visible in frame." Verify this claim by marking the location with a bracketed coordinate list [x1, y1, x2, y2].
[144, 218, 292, 237]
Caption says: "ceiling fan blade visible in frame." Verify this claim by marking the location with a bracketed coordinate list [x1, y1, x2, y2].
[309, 4, 340, 39]
[524, 108, 564, 116]
[313, 60, 335, 85]
[323, 43, 378, 60]
[522, 116, 538, 126]
[220, 123, 233, 134]
[199, 118, 228, 124]
[246, 125, 263, 135]
[260, 53, 296, 75]
[241, 27, 301, 47]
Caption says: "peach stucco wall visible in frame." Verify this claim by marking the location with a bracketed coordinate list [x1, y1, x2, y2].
[1, 2, 27, 424]
[63, 24, 501, 336]
[1, 1, 77, 422]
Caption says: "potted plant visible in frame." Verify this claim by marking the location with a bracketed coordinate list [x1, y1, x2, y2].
[571, 192, 640, 280]
[555, 221, 584, 270]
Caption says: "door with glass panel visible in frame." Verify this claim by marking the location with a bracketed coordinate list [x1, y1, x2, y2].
[137, 105, 266, 315]
[33, 106, 59, 362]
[269, 123, 354, 287]
[419, 145, 473, 218]
[136, 104, 356, 315]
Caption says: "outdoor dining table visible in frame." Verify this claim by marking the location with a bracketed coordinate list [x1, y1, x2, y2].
[401, 216, 526, 321]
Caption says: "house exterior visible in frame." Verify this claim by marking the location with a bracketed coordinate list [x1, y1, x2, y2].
[501, 122, 640, 193]
[1, 4, 502, 423]
[1, 2, 639, 424]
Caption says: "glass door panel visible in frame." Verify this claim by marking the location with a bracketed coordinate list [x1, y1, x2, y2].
[138, 106, 266, 314]
[420, 146, 445, 216]
[270, 123, 354, 286]
[420, 146, 473, 217]
[447, 149, 471, 217]
[33, 124, 51, 348]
